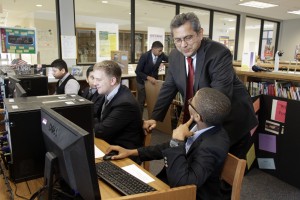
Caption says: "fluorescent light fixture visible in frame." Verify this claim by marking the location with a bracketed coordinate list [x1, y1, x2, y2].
[36, 4, 43, 7]
[288, 10, 300, 15]
[239, 1, 278, 9]
[102, 1, 108, 3]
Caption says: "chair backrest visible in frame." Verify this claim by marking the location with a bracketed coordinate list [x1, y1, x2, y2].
[145, 80, 172, 134]
[220, 153, 246, 200]
[142, 129, 152, 171]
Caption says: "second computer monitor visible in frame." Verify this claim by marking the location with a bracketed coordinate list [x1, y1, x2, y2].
[41, 106, 100, 200]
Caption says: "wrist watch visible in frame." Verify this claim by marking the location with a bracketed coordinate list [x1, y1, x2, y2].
[169, 138, 185, 147]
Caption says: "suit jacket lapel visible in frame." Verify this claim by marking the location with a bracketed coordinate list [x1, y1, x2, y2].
[194, 41, 205, 92]
[186, 126, 221, 155]
[179, 54, 188, 99]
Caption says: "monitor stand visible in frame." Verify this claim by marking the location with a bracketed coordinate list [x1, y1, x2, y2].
[43, 152, 57, 200]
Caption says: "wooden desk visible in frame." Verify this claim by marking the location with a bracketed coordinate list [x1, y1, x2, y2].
[1, 138, 195, 200]
[94, 138, 170, 199]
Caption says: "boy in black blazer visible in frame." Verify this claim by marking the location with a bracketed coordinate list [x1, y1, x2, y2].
[106, 87, 231, 199]
[81, 65, 101, 117]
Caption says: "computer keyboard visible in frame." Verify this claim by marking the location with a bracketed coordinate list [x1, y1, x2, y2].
[95, 161, 157, 195]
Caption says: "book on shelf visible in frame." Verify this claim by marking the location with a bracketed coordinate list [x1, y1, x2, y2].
[247, 80, 300, 101]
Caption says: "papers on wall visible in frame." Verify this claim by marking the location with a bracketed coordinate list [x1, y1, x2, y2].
[257, 158, 276, 170]
[259, 133, 276, 153]
[96, 23, 118, 62]
[271, 99, 287, 123]
[61, 35, 77, 59]
[147, 27, 165, 51]
[246, 144, 256, 170]
[265, 120, 280, 135]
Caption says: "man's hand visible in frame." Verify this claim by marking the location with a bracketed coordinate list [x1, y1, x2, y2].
[105, 145, 138, 160]
[172, 117, 194, 141]
[143, 119, 156, 132]
[147, 76, 157, 85]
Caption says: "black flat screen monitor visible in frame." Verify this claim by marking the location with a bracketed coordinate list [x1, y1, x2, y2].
[14, 82, 27, 97]
[17, 74, 48, 96]
[8, 76, 21, 98]
[40, 106, 100, 200]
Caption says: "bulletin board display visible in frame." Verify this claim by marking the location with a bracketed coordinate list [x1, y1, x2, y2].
[0, 27, 37, 54]
[256, 95, 300, 189]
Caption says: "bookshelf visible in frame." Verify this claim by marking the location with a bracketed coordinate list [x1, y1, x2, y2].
[234, 67, 300, 100]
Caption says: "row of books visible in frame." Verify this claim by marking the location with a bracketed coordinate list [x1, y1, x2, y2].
[246, 81, 300, 100]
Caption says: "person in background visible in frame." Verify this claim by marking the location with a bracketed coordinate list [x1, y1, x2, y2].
[135, 41, 168, 115]
[106, 87, 231, 200]
[93, 60, 144, 163]
[51, 59, 80, 95]
[81, 65, 101, 117]
[144, 12, 258, 161]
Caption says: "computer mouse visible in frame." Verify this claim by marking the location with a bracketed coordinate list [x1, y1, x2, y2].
[103, 150, 118, 161]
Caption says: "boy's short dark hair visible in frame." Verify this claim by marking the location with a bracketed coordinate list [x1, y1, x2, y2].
[194, 87, 231, 126]
[151, 41, 163, 49]
[86, 65, 94, 77]
[51, 59, 68, 72]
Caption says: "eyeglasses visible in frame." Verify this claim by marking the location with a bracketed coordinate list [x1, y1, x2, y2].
[188, 98, 200, 115]
[173, 34, 195, 45]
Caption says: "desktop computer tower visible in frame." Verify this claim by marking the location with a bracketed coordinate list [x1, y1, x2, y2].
[3, 95, 93, 182]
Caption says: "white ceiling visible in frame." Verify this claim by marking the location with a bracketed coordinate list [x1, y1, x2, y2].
[169, 0, 300, 20]
[1, 0, 300, 29]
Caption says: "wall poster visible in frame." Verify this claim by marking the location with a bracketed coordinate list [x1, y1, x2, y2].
[0, 27, 37, 54]
[96, 23, 118, 62]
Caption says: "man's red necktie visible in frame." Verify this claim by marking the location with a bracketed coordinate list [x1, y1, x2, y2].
[183, 57, 194, 123]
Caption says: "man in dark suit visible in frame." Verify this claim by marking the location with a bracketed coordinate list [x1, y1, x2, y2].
[106, 87, 231, 200]
[93, 60, 144, 162]
[135, 41, 168, 115]
[81, 65, 101, 117]
[144, 12, 258, 159]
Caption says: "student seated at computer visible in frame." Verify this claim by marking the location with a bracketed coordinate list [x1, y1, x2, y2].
[93, 60, 144, 163]
[106, 87, 231, 200]
[80, 65, 101, 117]
[51, 59, 80, 95]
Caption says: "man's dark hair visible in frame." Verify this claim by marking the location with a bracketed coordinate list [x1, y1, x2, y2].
[194, 87, 231, 126]
[51, 59, 68, 72]
[170, 12, 201, 37]
[86, 65, 94, 77]
[93, 60, 122, 83]
[151, 41, 163, 49]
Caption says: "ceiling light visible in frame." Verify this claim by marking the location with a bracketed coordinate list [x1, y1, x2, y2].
[239, 1, 278, 9]
[36, 4, 43, 7]
[102, 1, 108, 3]
[288, 10, 300, 15]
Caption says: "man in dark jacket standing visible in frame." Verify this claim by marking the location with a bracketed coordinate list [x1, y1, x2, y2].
[135, 41, 168, 115]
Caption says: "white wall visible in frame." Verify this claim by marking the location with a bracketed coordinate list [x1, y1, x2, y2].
[278, 19, 300, 61]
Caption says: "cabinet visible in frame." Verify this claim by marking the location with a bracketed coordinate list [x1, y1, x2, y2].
[76, 28, 96, 64]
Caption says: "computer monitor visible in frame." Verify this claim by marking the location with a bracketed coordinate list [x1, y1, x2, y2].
[40, 106, 100, 200]
[14, 82, 27, 97]
[16, 74, 48, 96]
[8, 76, 21, 98]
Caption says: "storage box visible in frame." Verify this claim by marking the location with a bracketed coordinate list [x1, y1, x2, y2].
[111, 51, 128, 74]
